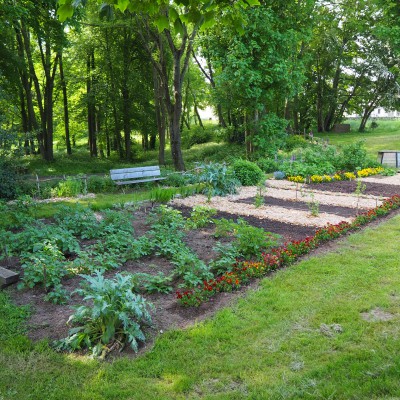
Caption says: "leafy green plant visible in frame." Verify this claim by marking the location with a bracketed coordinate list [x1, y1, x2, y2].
[210, 242, 240, 274]
[254, 185, 265, 208]
[18, 241, 68, 294]
[57, 272, 153, 357]
[0, 157, 22, 200]
[381, 168, 397, 176]
[186, 206, 217, 229]
[340, 141, 368, 171]
[234, 219, 281, 259]
[137, 272, 174, 294]
[149, 187, 176, 204]
[355, 179, 367, 214]
[255, 157, 279, 173]
[232, 159, 264, 186]
[54, 205, 101, 239]
[197, 162, 240, 196]
[273, 171, 286, 180]
[52, 177, 84, 197]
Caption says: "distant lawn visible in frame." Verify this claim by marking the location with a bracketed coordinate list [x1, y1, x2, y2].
[317, 119, 400, 156]
[21, 142, 245, 177]
[2, 215, 400, 399]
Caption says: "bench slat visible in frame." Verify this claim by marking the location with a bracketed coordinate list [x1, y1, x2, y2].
[111, 170, 161, 180]
[110, 166, 160, 174]
[110, 165, 165, 186]
[114, 177, 167, 185]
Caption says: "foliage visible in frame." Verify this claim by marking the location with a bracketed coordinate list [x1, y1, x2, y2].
[340, 141, 368, 171]
[273, 171, 286, 180]
[0, 157, 22, 200]
[182, 125, 214, 149]
[283, 135, 309, 152]
[137, 272, 174, 294]
[51, 177, 84, 198]
[149, 188, 176, 204]
[185, 206, 217, 229]
[255, 157, 279, 173]
[232, 159, 264, 186]
[87, 175, 116, 194]
[381, 168, 397, 176]
[213, 218, 281, 260]
[209, 242, 240, 275]
[54, 205, 101, 239]
[18, 241, 69, 303]
[58, 272, 153, 357]
[254, 185, 265, 208]
[197, 163, 240, 197]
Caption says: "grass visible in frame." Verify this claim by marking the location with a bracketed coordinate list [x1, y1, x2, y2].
[2, 215, 400, 399]
[316, 119, 400, 156]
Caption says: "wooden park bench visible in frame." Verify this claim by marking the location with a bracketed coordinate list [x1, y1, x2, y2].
[110, 166, 166, 186]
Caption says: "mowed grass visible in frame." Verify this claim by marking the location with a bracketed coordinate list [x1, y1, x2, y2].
[2, 215, 400, 399]
[317, 119, 400, 156]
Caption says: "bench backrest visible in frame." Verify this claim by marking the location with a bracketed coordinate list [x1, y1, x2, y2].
[110, 166, 161, 181]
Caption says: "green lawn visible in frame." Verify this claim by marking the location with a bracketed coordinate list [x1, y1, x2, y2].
[2, 215, 400, 399]
[317, 119, 400, 157]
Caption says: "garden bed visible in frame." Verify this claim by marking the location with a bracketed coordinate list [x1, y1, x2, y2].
[2, 178, 400, 357]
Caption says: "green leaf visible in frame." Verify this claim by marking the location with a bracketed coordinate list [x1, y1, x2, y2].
[57, 3, 74, 22]
[169, 6, 179, 22]
[174, 18, 184, 36]
[115, 0, 130, 13]
[245, 0, 260, 6]
[154, 15, 170, 32]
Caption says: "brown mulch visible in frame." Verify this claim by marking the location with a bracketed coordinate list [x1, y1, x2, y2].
[306, 180, 400, 197]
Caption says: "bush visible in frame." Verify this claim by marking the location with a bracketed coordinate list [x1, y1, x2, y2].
[273, 171, 286, 180]
[232, 159, 264, 186]
[255, 157, 279, 173]
[0, 158, 21, 200]
[52, 177, 84, 197]
[340, 141, 367, 171]
[182, 125, 214, 149]
[87, 175, 115, 193]
[284, 135, 308, 152]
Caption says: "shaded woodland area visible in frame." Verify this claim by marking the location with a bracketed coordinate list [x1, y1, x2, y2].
[0, 0, 399, 169]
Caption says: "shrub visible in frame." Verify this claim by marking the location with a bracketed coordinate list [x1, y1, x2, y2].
[87, 175, 116, 193]
[273, 171, 286, 180]
[52, 177, 84, 197]
[340, 141, 367, 170]
[182, 125, 214, 149]
[232, 159, 264, 186]
[284, 135, 308, 152]
[57, 272, 154, 357]
[255, 157, 279, 173]
[0, 158, 21, 200]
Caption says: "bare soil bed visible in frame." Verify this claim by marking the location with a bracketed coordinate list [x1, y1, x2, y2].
[3, 178, 400, 357]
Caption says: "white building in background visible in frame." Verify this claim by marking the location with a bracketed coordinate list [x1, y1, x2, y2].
[370, 107, 400, 118]
[347, 107, 400, 118]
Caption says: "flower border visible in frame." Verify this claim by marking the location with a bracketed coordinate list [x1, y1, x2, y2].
[176, 194, 400, 307]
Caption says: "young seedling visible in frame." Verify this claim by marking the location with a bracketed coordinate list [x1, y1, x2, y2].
[254, 184, 265, 208]
[307, 191, 320, 217]
[355, 179, 367, 214]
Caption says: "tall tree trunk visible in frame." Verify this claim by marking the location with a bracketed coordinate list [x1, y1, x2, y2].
[87, 50, 97, 156]
[59, 53, 72, 155]
[122, 29, 131, 160]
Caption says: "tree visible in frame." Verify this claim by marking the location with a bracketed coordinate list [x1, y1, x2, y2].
[57, 0, 260, 170]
